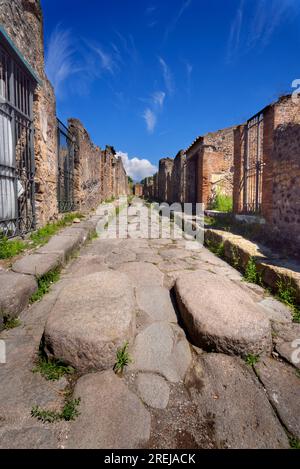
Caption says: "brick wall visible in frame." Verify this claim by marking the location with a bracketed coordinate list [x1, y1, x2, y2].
[0, 0, 59, 226]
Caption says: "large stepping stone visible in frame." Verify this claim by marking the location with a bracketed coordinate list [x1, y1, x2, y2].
[136, 286, 178, 323]
[175, 271, 272, 357]
[44, 272, 135, 372]
[67, 371, 151, 449]
[0, 271, 37, 322]
[130, 322, 191, 382]
[254, 357, 300, 439]
[117, 262, 164, 287]
[186, 354, 289, 449]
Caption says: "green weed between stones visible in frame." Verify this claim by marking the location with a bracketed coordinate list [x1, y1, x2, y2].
[31, 398, 81, 424]
[33, 352, 75, 381]
[289, 436, 300, 449]
[245, 354, 260, 366]
[244, 257, 262, 285]
[2, 316, 21, 330]
[30, 268, 61, 303]
[114, 341, 132, 374]
[276, 278, 300, 323]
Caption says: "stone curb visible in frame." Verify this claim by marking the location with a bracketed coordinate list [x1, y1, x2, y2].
[205, 228, 300, 303]
[0, 214, 103, 327]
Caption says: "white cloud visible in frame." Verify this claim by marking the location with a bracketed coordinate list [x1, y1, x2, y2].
[143, 108, 157, 133]
[45, 26, 76, 97]
[158, 57, 174, 95]
[152, 91, 166, 108]
[116, 152, 157, 182]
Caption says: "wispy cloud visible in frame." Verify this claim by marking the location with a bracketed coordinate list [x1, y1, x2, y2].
[116, 151, 157, 181]
[45, 26, 78, 97]
[145, 5, 157, 16]
[152, 91, 166, 108]
[158, 57, 174, 96]
[143, 108, 157, 133]
[227, 0, 300, 63]
[165, 0, 192, 41]
[91, 45, 118, 75]
[115, 31, 139, 64]
[185, 61, 193, 97]
[226, 0, 244, 64]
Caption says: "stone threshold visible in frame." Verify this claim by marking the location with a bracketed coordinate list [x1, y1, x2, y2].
[0, 201, 121, 328]
[205, 228, 300, 303]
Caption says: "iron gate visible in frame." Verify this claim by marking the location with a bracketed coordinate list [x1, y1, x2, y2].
[57, 119, 75, 213]
[243, 112, 264, 213]
[0, 40, 36, 238]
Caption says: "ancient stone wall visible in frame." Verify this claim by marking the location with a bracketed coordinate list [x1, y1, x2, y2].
[266, 95, 300, 248]
[0, 0, 59, 226]
[68, 119, 102, 212]
[158, 158, 174, 203]
[171, 150, 186, 204]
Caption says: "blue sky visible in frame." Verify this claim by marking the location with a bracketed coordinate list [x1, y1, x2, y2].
[41, 0, 300, 181]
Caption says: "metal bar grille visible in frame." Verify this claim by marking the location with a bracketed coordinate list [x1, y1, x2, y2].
[57, 119, 75, 213]
[0, 42, 35, 237]
[243, 112, 264, 214]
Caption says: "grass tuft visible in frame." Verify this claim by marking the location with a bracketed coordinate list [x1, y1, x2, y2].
[289, 436, 300, 449]
[31, 398, 80, 424]
[2, 316, 21, 330]
[276, 278, 300, 323]
[245, 354, 260, 366]
[114, 341, 132, 374]
[244, 257, 262, 285]
[0, 235, 26, 259]
[33, 352, 75, 381]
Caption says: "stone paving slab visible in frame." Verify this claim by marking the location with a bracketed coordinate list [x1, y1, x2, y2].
[136, 373, 170, 409]
[0, 271, 37, 323]
[136, 286, 178, 323]
[36, 234, 82, 261]
[130, 322, 192, 383]
[12, 253, 62, 277]
[118, 262, 164, 287]
[186, 354, 289, 449]
[67, 371, 151, 449]
[254, 357, 300, 439]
